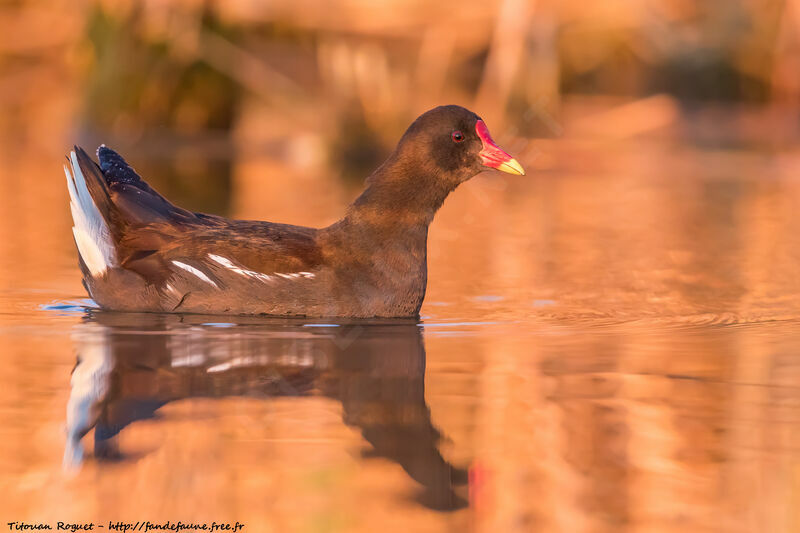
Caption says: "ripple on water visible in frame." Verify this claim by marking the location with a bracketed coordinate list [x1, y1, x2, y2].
[40, 299, 97, 315]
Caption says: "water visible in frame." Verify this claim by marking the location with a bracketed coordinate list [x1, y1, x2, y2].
[2, 140, 800, 532]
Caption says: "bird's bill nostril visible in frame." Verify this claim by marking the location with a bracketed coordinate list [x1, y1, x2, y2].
[475, 120, 526, 176]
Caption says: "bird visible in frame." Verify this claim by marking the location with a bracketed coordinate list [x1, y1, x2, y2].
[64, 105, 525, 317]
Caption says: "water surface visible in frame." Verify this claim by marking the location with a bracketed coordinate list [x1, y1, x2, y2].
[1, 140, 800, 532]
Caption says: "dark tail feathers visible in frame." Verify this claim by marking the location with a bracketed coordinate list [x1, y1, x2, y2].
[82, 145, 197, 226]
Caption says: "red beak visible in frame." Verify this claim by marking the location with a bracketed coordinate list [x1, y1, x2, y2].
[476, 120, 525, 175]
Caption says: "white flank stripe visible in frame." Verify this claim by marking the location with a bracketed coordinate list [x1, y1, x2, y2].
[65, 153, 117, 276]
[208, 254, 274, 282]
[172, 261, 218, 288]
[207, 253, 316, 282]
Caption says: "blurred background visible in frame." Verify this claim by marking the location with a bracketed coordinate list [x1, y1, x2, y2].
[2, 0, 800, 280]
[2, 1, 800, 532]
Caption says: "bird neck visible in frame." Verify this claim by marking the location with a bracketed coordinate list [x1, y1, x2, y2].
[341, 151, 457, 232]
[319, 152, 463, 316]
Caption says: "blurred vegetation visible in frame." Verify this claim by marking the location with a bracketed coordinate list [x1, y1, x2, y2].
[80, 3, 243, 212]
[85, 6, 240, 135]
[1, 0, 798, 183]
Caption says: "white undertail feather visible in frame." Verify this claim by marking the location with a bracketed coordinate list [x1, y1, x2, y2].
[64, 151, 116, 276]
[64, 323, 113, 469]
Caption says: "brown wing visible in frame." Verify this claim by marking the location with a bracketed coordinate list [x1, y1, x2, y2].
[117, 219, 323, 287]
[89, 146, 322, 287]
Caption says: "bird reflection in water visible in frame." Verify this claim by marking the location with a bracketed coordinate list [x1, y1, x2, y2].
[65, 312, 468, 510]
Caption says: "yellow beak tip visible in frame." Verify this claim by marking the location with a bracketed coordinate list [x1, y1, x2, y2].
[496, 158, 525, 176]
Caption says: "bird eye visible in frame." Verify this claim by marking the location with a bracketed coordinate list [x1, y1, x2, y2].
[451, 130, 464, 143]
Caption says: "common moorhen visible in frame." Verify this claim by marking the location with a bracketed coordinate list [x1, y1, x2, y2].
[64, 105, 524, 317]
